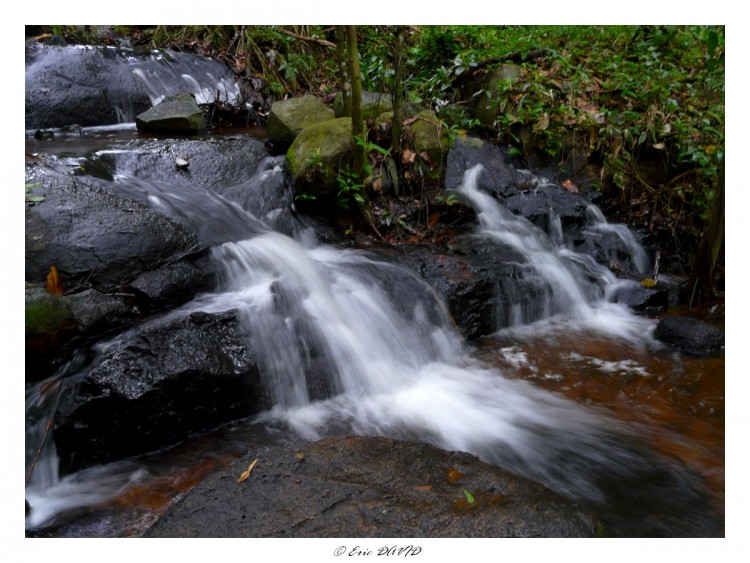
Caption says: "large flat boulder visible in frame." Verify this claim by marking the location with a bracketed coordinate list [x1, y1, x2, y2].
[25, 163, 206, 293]
[145, 436, 598, 537]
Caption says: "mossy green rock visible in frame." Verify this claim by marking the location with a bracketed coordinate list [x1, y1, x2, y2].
[408, 110, 451, 179]
[26, 285, 73, 335]
[267, 96, 335, 151]
[334, 91, 393, 121]
[286, 118, 353, 196]
[473, 63, 522, 127]
[135, 93, 206, 133]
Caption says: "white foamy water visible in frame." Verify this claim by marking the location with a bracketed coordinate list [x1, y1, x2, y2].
[26, 160, 669, 530]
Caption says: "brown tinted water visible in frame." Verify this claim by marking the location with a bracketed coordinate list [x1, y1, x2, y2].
[473, 310, 725, 515]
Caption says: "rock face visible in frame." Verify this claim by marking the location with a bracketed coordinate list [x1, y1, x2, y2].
[387, 241, 552, 339]
[135, 93, 206, 133]
[25, 164, 206, 294]
[654, 316, 725, 356]
[24, 161, 223, 379]
[609, 282, 669, 314]
[267, 95, 335, 151]
[53, 310, 266, 473]
[145, 436, 598, 538]
[445, 134, 521, 196]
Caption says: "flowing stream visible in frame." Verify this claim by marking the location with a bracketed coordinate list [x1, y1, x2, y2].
[25, 138, 724, 537]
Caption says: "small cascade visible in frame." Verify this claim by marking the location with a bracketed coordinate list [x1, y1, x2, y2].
[129, 50, 243, 110]
[457, 164, 624, 325]
[585, 204, 652, 275]
[201, 233, 462, 408]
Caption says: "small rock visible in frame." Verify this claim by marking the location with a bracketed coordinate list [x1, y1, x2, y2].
[654, 315, 724, 356]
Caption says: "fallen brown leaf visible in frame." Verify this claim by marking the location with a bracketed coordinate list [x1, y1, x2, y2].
[45, 265, 63, 296]
[237, 458, 259, 484]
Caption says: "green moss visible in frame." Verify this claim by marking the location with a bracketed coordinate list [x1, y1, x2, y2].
[409, 110, 450, 179]
[455, 135, 485, 149]
[268, 96, 335, 150]
[25, 289, 73, 334]
[287, 118, 353, 195]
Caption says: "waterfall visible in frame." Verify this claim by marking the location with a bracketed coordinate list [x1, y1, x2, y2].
[26, 155, 696, 532]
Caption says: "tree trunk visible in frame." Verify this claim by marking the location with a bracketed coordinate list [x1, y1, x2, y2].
[390, 26, 405, 158]
[690, 159, 725, 303]
[346, 25, 365, 184]
[335, 26, 351, 117]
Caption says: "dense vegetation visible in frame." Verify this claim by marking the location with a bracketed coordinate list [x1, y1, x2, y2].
[29, 25, 725, 298]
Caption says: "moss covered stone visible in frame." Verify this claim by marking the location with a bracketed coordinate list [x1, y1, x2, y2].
[473, 63, 522, 127]
[267, 96, 335, 151]
[334, 91, 393, 121]
[408, 110, 451, 180]
[25, 285, 73, 335]
[286, 117, 353, 196]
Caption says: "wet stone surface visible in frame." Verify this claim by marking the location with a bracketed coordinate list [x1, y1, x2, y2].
[145, 436, 599, 538]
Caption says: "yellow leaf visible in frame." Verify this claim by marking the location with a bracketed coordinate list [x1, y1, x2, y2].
[45, 265, 63, 296]
[237, 458, 259, 484]
[640, 278, 657, 288]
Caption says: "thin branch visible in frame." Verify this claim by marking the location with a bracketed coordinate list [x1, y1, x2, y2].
[25, 417, 53, 488]
[281, 29, 336, 49]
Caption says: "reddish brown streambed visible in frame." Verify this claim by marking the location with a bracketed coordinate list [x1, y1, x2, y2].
[473, 311, 725, 515]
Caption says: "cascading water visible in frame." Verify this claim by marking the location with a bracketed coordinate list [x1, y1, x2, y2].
[25, 151, 719, 536]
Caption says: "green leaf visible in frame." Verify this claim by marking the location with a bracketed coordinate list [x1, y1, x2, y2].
[26, 195, 45, 202]
[462, 489, 475, 505]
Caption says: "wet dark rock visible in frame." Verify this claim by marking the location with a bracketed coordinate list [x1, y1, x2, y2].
[126, 257, 215, 312]
[25, 43, 242, 129]
[24, 286, 136, 380]
[446, 137, 591, 230]
[609, 282, 668, 314]
[445, 135, 520, 197]
[26, 163, 205, 294]
[502, 183, 592, 232]
[75, 137, 268, 189]
[654, 316, 725, 356]
[383, 239, 552, 339]
[145, 436, 598, 538]
[54, 310, 266, 473]
[135, 93, 206, 133]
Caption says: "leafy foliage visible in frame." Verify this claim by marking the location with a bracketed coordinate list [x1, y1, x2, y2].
[36, 25, 724, 255]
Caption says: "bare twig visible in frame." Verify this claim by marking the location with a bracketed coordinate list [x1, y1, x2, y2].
[281, 29, 335, 49]
[25, 417, 53, 488]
